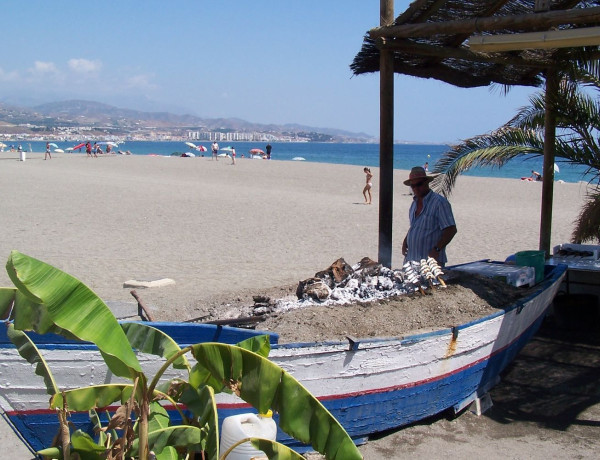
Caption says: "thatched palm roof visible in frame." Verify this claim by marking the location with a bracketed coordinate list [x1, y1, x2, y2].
[351, 0, 600, 88]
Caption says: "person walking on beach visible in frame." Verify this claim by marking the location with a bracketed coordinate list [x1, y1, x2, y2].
[45, 142, 52, 160]
[402, 166, 457, 266]
[85, 142, 92, 158]
[231, 147, 236, 165]
[211, 141, 219, 161]
[266, 143, 272, 159]
[363, 167, 373, 204]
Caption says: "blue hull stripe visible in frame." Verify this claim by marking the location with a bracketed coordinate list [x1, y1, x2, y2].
[5, 311, 545, 453]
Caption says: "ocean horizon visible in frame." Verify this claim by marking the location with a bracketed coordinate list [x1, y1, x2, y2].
[14, 140, 593, 184]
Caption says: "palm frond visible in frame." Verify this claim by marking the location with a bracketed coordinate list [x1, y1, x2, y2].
[432, 128, 544, 196]
[572, 190, 600, 243]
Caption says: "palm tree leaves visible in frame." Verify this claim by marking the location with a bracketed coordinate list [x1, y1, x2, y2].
[433, 59, 600, 242]
[572, 192, 600, 242]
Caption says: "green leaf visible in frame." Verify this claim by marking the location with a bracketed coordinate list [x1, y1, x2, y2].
[148, 402, 180, 460]
[6, 251, 141, 378]
[236, 334, 271, 358]
[130, 425, 205, 457]
[121, 322, 190, 370]
[71, 429, 107, 460]
[36, 447, 61, 458]
[192, 343, 362, 460]
[178, 384, 218, 459]
[251, 438, 306, 460]
[88, 409, 109, 446]
[0, 287, 16, 319]
[50, 384, 133, 411]
[6, 323, 59, 395]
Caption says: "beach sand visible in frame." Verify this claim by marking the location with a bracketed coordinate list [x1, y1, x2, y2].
[0, 152, 597, 458]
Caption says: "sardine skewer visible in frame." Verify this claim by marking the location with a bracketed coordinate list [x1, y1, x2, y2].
[427, 257, 447, 287]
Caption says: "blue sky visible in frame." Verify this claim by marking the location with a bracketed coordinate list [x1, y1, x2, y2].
[1, 1, 538, 143]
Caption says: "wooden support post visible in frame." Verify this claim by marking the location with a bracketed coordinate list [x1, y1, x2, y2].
[539, 69, 558, 257]
[379, 0, 395, 268]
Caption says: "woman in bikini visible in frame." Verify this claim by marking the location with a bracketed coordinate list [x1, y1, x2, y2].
[363, 167, 373, 204]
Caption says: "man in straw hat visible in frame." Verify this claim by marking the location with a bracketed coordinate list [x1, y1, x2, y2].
[402, 166, 457, 266]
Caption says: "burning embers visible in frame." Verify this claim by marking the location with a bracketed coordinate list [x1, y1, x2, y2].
[293, 257, 447, 306]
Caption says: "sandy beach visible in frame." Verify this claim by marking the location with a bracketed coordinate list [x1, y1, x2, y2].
[0, 151, 597, 458]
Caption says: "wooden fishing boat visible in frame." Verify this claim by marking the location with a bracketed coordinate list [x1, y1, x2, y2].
[0, 262, 567, 455]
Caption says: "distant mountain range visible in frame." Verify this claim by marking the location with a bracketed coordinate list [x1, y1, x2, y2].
[0, 99, 376, 142]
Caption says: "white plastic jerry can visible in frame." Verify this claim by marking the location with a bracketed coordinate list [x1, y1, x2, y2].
[220, 411, 277, 460]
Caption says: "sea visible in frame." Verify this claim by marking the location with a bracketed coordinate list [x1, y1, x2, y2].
[16, 140, 594, 184]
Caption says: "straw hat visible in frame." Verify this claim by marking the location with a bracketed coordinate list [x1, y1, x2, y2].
[403, 166, 439, 186]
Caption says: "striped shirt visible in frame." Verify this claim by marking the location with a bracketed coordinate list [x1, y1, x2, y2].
[405, 191, 456, 265]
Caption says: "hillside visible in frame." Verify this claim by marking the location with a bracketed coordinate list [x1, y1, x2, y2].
[0, 99, 375, 142]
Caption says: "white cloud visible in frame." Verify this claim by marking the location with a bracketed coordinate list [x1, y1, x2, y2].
[31, 61, 58, 75]
[67, 58, 102, 74]
[125, 74, 157, 90]
[0, 67, 19, 81]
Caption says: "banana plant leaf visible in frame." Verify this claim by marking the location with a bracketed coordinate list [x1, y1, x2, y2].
[121, 322, 190, 371]
[6, 323, 59, 395]
[0, 287, 75, 338]
[148, 402, 179, 460]
[0, 287, 16, 318]
[6, 251, 141, 378]
[37, 431, 108, 460]
[130, 425, 205, 457]
[251, 438, 305, 460]
[191, 343, 362, 460]
[236, 334, 271, 358]
[70, 430, 108, 460]
[178, 384, 219, 459]
[50, 384, 134, 411]
[89, 409, 110, 447]
[188, 334, 272, 393]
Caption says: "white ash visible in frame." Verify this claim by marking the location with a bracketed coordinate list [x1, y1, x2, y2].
[268, 259, 445, 314]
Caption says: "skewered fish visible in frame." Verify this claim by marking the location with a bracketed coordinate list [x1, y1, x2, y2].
[426, 257, 446, 287]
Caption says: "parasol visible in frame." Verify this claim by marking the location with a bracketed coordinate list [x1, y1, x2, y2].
[72, 143, 85, 150]
[197, 145, 207, 152]
[48, 143, 58, 148]
[249, 148, 265, 155]
[185, 142, 197, 149]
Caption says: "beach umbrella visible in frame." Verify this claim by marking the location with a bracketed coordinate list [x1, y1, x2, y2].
[65, 148, 74, 152]
[97, 141, 119, 147]
[554, 163, 560, 173]
[72, 142, 85, 150]
[54, 149, 64, 153]
[249, 148, 265, 155]
[197, 145, 207, 152]
[48, 143, 58, 148]
[220, 146, 234, 153]
[185, 142, 197, 149]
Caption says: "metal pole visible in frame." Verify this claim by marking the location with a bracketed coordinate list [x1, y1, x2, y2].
[379, 0, 395, 267]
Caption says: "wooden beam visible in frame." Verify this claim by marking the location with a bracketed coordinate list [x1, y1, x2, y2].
[539, 69, 558, 257]
[381, 38, 552, 68]
[370, 6, 600, 39]
[379, 0, 395, 268]
[469, 26, 600, 51]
